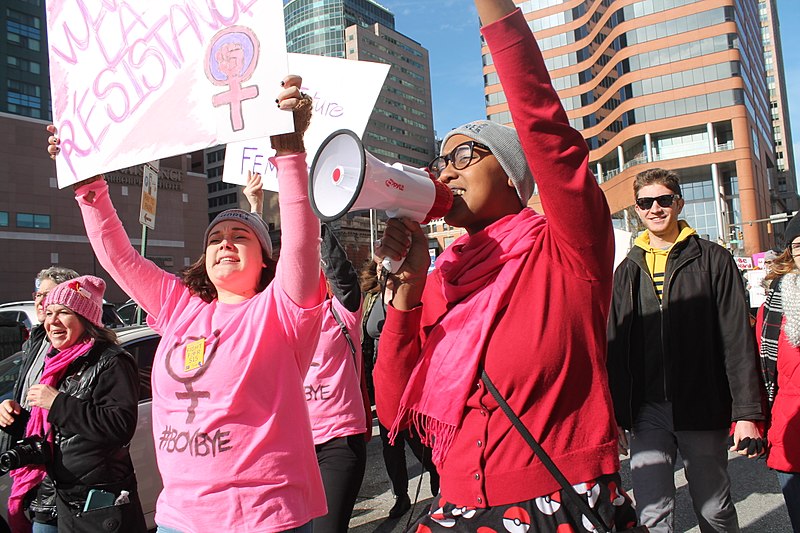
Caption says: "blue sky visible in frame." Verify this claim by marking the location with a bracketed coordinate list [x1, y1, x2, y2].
[377, 0, 800, 170]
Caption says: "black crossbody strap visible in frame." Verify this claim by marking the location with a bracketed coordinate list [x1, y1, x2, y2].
[330, 303, 357, 361]
[481, 369, 611, 533]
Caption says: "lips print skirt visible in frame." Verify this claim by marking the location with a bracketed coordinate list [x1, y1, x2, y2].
[410, 473, 639, 532]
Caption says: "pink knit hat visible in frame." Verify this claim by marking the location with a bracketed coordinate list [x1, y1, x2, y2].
[44, 275, 106, 327]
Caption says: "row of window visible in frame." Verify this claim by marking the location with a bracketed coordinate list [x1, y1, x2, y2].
[7, 55, 41, 74]
[0, 211, 51, 229]
[364, 131, 432, 157]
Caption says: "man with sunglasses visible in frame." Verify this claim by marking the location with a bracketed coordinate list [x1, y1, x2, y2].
[607, 168, 764, 532]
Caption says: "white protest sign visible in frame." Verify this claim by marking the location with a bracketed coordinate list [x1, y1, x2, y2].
[222, 53, 391, 191]
[613, 228, 633, 270]
[46, 0, 293, 188]
[735, 256, 753, 270]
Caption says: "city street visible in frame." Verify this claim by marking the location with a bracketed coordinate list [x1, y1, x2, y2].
[350, 420, 792, 532]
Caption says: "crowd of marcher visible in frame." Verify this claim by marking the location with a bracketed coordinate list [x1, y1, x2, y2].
[0, 0, 797, 531]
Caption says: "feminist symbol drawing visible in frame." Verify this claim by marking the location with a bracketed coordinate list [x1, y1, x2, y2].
[205, 26, 260, 131]
[165, 331, 222, 424]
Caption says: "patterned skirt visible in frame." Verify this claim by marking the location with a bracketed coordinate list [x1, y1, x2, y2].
[411, 473, 638, 532]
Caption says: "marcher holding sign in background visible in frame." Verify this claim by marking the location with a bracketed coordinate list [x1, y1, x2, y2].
[47, 77, 329, 532]
[372, 0, 638, 530]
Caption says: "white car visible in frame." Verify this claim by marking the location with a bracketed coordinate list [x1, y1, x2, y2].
[0, 325, 163, 529]
[0, 301, 125, 335]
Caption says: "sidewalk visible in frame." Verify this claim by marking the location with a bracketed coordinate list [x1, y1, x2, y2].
[348, 421, 791, 532]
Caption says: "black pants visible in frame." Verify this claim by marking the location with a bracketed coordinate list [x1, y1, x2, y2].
[314, 434, 367, 533]
[378, 423, 440, 497]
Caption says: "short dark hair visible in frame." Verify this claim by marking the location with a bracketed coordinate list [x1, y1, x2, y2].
[633, 168, 682, 198]
[179, 251, 276, 303]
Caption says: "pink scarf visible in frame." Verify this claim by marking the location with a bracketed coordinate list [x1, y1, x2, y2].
[390, 209, 546, 465]
[8, 339, 94, 533]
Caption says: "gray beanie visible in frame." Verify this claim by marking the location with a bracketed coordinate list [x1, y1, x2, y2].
[784, 212, 800, 249]
[442, 120, 534, 206]
[204, 209, 272, 258]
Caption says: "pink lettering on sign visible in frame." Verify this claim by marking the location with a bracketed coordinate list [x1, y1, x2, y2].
[205, 25, 260, 131]
[47, 0, 262, 180]
[385, 178, 405, 191]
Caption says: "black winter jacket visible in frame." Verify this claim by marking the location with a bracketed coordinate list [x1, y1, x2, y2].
[0, 324, 48, 454]
[26, 341, 144, 531]
[607, 234, 763, 431]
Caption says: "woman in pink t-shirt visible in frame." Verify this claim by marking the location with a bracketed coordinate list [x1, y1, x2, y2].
[47, 77, 328, 533]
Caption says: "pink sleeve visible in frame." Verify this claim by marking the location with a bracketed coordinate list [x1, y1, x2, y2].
[74, 179, 174, 317]
[272, 153, 323, 308]
[482, 10, 614, 280]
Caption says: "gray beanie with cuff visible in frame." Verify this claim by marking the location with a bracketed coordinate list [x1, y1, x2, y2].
[204, 209, 273, 259]
[441, 120, 535, 206]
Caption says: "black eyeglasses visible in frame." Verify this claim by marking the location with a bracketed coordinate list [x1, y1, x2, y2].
[635, 194, 680, 210]
[428, 141, 491, 177]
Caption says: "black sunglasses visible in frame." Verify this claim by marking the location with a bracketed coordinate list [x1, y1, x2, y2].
[635, 194, 680, 210]
[428, 141, 491, 177]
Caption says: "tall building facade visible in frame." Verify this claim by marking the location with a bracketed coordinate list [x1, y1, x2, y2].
[759, 0, 797, 216]
[486, 0, 783, 255]
[0, 1, 208, 303]
[1, 0, 50, 120]
[284, 0, 435, 168]
[283, 0, 436, 265]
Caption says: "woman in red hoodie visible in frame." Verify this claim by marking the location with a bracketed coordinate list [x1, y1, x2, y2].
[756, 214, 800, 532]
[373, 0, 638, 531]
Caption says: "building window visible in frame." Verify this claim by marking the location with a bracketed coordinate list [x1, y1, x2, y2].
[16, 212, 50, 229]
[207, 148, 225, 164]
[0, 212, 8, 227]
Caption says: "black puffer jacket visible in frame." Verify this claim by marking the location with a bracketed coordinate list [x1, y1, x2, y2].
[26, 341, 145, 531]
[607, 234, 763, 431]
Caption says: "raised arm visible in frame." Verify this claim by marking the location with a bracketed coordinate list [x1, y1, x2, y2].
[482, 6, 613, 277]
[271, 76, 323, 308]
[73, 178, 171, 316]
[474, 0, 517, 24]
[320, 223, 360, 313]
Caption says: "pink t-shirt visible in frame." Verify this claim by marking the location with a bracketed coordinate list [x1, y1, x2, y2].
[304, 297, 366, 444]
[148, 273, 326, 531]
[75, 154, 328, 532]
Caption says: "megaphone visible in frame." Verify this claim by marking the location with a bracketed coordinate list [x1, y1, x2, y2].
[309, 129, 452, 272]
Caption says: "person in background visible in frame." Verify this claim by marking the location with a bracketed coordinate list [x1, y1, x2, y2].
[47, 76, 329, 532]
[245, 173, 370, 533]
[0, 267, 79, 455]
[1, 275, 145, 532]
[755, 213, 800, 532]
[361, 261, 439, 520]
[372, 1, 636, 528]
[607, 168, 764, 532]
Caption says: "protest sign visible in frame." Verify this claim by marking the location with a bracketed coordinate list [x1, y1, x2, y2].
[46, 0, 292, 187]
[222, 53, 391, 191]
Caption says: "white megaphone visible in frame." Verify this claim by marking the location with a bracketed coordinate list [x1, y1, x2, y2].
[309, 129, 453, 273]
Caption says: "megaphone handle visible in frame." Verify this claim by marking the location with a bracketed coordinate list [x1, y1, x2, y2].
[381, 255, 406, 274]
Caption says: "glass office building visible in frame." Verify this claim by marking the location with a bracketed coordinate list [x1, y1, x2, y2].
[486, 0, 790, 254]
[1, 0, 50, 119]
[285, 0, 395, 57]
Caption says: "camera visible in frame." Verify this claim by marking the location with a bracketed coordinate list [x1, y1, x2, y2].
[0, 436, 51, 474]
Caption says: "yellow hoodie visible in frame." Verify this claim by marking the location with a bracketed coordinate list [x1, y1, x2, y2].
[634, 221, 697, 301]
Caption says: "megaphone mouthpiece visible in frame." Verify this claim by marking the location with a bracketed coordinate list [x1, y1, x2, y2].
[422, 180, 453, 224]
